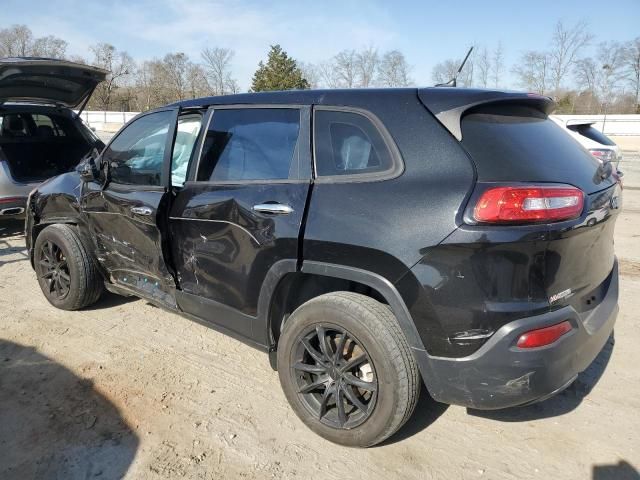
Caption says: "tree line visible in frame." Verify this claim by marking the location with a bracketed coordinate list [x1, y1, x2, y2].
[1, 22, 638, 113]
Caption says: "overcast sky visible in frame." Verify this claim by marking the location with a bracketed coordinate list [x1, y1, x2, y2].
[4, 0, 639, 89]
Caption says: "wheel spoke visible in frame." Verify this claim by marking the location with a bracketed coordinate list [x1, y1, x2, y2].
[58, 270, 70, 282]
[54, 278, 62, 296]
[48, 278, 56, 293]
[293, 362, 326, 374]
[298, 376, 329, 394]
[58, 274, 70, 290]
[340, 353, 367, 373]
[343, 373, 377, 392]
[40, 271, 54, 279]
[333, 333, 348, 363]
[342, 384, 368, 413]
[318, 386, 334, 420]
[301, 338, 326, 365]
[315, 325, 333, 359]
[336, 387, 347, 427]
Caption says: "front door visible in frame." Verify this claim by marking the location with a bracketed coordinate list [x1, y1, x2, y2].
[82, 108, 178, 306]
[169, 105, 312, 344]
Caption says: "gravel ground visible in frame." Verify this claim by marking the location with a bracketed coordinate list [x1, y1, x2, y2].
[1, 154, 639, 480]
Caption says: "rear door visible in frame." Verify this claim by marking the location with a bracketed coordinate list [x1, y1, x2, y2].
[0, 57, 107, 110]
[168, 105, 311, 343]
[82, 108, 178, 306]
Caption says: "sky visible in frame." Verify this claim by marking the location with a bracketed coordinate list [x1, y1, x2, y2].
[3, 0, 639, 90]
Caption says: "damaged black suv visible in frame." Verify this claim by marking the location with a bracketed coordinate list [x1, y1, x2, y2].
[26, 88, 621, 447]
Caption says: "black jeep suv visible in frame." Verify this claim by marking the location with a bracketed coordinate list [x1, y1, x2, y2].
[25, 88, 621, 447]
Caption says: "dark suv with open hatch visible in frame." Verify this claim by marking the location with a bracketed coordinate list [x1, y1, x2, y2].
[25, 87, 621, 447]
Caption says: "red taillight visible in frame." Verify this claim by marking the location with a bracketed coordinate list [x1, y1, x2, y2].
[0, 197, 23, 205]
[516, 320, 573, 348]
[473, 185, 584, 224]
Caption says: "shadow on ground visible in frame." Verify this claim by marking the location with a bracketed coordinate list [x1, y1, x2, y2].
[0, 219, 24, 239]
[0, 339, 138, 480]
[468, 334, 614, 422]
[593, 460, 640, 480]
[380, 383, 449, 446]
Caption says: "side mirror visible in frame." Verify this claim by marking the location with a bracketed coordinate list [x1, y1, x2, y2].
[76, 148, 100, 182]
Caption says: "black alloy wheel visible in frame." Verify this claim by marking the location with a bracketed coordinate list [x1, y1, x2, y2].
[293, 324, 378, 429]
[38, 240, 71, 300]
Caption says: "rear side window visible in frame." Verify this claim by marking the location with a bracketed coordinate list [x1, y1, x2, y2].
[32, 114, 67, 137]
[568, 124, 615, 146]
[197, 108, 300, 182]
[314, 110, 395, 177]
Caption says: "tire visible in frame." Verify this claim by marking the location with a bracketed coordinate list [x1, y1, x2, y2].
[277, 291, 420, 447]
[34, 224, 103, 310]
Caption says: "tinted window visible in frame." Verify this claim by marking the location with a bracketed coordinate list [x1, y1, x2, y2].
[0, 113, 69, 138]
[568, 124, 615, 146]
[314, 110, 394, 177]
[103, 111, 173, 186]
[460, 105, 609, 194]
[197, 108, 300, 182]
[172, 113, 203, 187]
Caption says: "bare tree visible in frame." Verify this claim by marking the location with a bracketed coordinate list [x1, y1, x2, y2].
[333, 50, 358, 88]
[378, 50, 412, 87]
[298, 62, 322, 89]
[186, 63, 210, 99]
[491, 42, 504, 88]
[90, 43, 135, 110]
[476, 47, 491, 88]
[596, 41, 627, 112]
[513, 51, 549, 93]
[355, 46, 379, 87]
[201, 47, 237, 95]
[575, 57, 598, 92]
[161, 53, 189, 101]
[549, 20, 593, 96]
[317, 60, 341, 88]
[625, 37, 640, 112]
[32, 35, 67, 58]
[432, 59, 459, 85]
[0, 25, 66, 58]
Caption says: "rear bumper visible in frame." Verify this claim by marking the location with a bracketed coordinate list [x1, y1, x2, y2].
[415, 259, 618, 409]
[0, 196, 27, 218]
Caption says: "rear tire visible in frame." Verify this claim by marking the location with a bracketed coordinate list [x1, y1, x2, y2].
[277, 292, 420, 447]
[34, 224, 103, 310]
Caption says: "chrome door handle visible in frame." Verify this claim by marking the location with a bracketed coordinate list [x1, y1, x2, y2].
[252, 203, 294, 215]
[131, 206, 153, 216]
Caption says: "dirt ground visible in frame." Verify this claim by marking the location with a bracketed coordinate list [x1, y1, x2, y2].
[1, 154, 640, 480]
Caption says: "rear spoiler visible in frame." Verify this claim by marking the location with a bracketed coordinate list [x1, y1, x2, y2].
[418, 88, 555, 141]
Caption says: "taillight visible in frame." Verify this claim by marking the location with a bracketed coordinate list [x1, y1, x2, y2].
[0, 196, 23, 205]
[473, 185, 584, 224]
[589, 149, 615, 163]
[516, 321, 573, 348]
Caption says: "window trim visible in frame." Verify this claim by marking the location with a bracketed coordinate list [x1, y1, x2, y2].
[190, 104, 311, 186]
[99, 106, 178, 190]
[312, 105, 404, 183]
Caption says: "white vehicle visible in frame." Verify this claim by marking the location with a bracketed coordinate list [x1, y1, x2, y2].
[550, 116, 622, 168]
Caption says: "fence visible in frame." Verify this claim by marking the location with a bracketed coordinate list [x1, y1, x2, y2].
[77, 110, 640, 136]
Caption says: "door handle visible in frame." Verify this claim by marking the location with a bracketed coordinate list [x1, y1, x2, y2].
[131, 206, 153, 216]
[252, 203, 294, 215]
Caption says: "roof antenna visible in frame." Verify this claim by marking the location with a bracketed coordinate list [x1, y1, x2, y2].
[435, 46, 474, 87]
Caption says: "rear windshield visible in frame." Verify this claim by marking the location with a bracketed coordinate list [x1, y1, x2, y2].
[567, 124, 615, 146]
[460, 105, 611, 194]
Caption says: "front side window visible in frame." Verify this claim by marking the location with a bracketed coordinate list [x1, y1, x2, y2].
[172, 113, 203, 187]
[103, 111, 173, 186]
[314, 110, 395, 177]
[197, 108, 300, 182]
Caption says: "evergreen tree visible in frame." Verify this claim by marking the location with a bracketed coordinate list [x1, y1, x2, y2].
[251, 45, 310, 92]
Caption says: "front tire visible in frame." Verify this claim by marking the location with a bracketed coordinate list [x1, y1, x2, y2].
[34, 224, 103, 310]
[277, 292, 420, 447]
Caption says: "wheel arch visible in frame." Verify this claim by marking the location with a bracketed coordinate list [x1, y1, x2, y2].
[259, 260, 427, 369]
